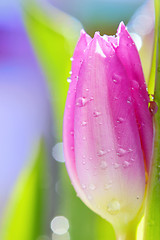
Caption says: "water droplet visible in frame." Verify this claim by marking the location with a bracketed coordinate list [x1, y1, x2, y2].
[82, 160, 86, 165]
[82, 136, 86, 141]
[67, 77, 72, 83]
[97, 149, 106, 157]
[117, 148, 127, 157]
[70, 131, 74, 136]
[90, 96, 94, 101]
[81, 121, 87, 126]
[137, 195, 140, 199]
[70, 146, 74, 151]
[114, 97, 119, 101]
[50, 216, 69, 235]
[149, 101, 158, 115]
[113, 163, 121, 169]
[107, 200, 120, 215]
[86, 88, 89, 92]
[70, 57, 74, 61]
[76, 97, 87, 107]
[100, 160, 108, 169]
[123, 161, 130, 168]
[127, 96, 132, 104]
[81, 184, 86, 189]
[104, 183, 112, 190]
[69, 71, 72, 75]
[112, 73, 122, 84]
[93, 111, 101, 117]
[89, 183, 96, 190]
[132, 80, 139, 89]
[117, 117, 124, 123]
[128, 148, 133, 152]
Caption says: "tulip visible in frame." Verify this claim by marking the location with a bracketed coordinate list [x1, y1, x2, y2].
[63, 22, 153, 237]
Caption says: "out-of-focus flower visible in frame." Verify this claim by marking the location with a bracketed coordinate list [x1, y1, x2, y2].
[63, 22, 153, 234]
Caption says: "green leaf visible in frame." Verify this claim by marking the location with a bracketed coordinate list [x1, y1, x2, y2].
[22, 0, 82, 141]
[0, 140, 48, 240]
[143, 1, 160, 239]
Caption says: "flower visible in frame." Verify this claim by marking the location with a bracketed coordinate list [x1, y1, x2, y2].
[63, 22, 153, 233]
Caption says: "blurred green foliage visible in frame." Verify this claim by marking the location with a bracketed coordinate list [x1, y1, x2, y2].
[0, 140, 48, 240]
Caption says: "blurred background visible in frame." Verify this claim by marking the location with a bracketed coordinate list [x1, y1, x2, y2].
[0, 0, 155, 239]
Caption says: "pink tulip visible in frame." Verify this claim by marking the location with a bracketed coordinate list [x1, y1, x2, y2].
[63, 22, 153, 234]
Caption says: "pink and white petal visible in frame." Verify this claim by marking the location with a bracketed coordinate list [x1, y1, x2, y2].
[63, 31, 92, 208]
[74, 36, 146, 227]
[115, 22, 153, 171]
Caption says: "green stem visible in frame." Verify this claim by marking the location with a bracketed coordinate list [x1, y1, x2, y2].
[143, 0, 160, 239]
[148, 0, 160, 97]
[115, 224, 137, 240]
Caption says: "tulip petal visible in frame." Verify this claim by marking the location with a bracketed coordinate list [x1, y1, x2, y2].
[74, 35, 146, 227]
[63, 30, 92, 207]
[115, 22, 153, 171]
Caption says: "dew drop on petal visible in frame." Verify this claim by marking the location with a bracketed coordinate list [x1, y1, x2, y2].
[81, 184, 86, 189]
[81, 121, 87, 126]
[70, 146, 74, 151]
[97, 149, 106, 157]
[107, 200, 121, 215]
[117, 148, 127, 157]
[112, 73, 122, 84]
[132, 80, 139, 89]
[123, 161, 130, 168]
[70, 57, 74, 61]
[113, 162, 121, 169]
[127, 96, 132, 104]
[117, 117, 124, 124]
[89, 183, 96, 190]
[104, 183, 112, 190]
[76, 97, 88, 107]
[67, 77, 72, 83]
[93, 111, 101, 117]
[70, 131, 74, 136]
[100, 160, 108, 169]
[82, 160, 86, 165]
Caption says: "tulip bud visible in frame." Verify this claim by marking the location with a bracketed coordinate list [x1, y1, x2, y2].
[63, 22, 153, 235]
